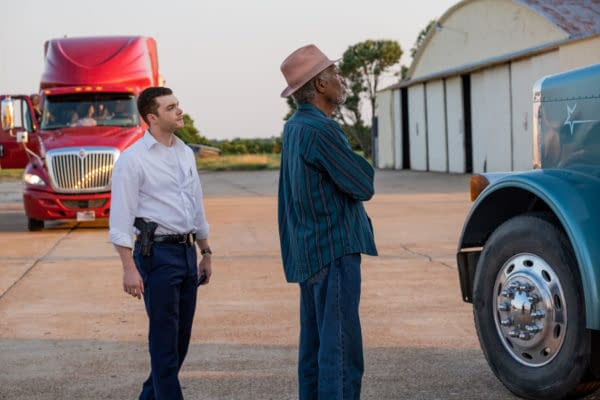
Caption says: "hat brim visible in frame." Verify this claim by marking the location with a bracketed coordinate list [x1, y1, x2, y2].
[280, 58, 340, 98]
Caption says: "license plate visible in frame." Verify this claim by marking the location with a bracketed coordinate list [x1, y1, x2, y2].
[76, 211, 96, 222]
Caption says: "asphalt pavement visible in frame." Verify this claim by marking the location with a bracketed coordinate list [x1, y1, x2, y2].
[1, 170, 598, 399]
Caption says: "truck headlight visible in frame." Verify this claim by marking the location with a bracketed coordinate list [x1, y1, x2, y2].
[23, 173, 46, 186]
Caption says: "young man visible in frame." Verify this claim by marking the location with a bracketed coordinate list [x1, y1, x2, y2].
[278, 44, 378, 399]
[109, 87, 212, 400]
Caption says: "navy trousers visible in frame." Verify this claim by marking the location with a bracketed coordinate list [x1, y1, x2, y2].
[133, 242, 198, 400]
[298, 253, 364, 400]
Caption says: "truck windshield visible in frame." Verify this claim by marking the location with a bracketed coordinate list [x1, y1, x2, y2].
[41, 93, 139, 130]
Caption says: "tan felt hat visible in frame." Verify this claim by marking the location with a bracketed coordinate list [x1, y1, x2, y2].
[280, 44, 338, 98]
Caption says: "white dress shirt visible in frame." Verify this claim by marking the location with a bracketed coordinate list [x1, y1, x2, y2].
[109, 131, 210, 249]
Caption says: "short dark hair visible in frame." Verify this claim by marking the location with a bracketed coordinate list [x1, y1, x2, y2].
[137, 87, 173, 124]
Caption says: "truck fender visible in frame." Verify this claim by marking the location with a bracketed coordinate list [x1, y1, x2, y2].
[457, 169, 600, 329]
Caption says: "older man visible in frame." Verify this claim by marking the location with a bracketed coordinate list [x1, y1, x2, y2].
[278, 44, 377, 400]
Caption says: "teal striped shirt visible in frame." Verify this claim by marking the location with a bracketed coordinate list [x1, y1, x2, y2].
[278, 103, 378, 283]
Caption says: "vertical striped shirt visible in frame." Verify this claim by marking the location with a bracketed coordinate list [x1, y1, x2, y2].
[278, 103, 378, 283]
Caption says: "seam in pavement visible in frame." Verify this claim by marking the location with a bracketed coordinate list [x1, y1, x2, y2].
[400, 245, 455, 269]
[0, 224, 77, 302]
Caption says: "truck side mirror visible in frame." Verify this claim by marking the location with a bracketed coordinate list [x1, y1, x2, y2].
[1, 96, 15, 131]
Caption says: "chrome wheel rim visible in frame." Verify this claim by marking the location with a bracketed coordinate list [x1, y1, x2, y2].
[493, 253, 567, 367]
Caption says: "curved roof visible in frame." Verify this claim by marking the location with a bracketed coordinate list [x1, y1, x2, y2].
[518, 0, 600, 37]
[407, 0, 600, 80]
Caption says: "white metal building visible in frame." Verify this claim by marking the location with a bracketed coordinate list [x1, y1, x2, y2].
[375, 0, 600, 173]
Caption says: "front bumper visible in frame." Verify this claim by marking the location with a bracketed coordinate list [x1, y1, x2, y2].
[23, 187, 111, 221]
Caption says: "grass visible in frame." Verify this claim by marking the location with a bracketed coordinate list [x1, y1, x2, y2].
[0, 168, 23, 180]
[196, 153, 280, 171]
[0, 154, 281, 178]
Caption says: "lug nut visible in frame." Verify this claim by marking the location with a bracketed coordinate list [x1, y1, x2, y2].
[502, 289, 514, 298]
[509, 330, 519, 338]
[498, 303, 510, 312]
[519, 284, 533, 292]
[509, 281, 520, 290]
[525, 324, 541, 333]
[528, 295, 539, 303]
[531, 310, 545, 319]
[519, 332, 531, 340]
[500, 318, 513, 326]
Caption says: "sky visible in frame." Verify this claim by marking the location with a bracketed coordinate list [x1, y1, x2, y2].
[0, 0, 457, 140]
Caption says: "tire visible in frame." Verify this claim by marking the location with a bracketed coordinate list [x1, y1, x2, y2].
[27, 218, 44, 231]
[473, 214, 592, 400]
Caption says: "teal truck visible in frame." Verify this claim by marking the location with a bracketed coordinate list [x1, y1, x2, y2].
[457, 63, 600, 399]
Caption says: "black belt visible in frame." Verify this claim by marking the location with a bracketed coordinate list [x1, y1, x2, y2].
[152, 232, 196, 246]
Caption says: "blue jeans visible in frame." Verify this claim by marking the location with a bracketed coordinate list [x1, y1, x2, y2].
[133, 242, 198, 400]
[298, 253, 364, 400]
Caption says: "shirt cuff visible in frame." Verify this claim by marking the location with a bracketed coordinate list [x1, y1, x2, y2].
[195, 223, 210, 240]
[109, 229, 134, 249]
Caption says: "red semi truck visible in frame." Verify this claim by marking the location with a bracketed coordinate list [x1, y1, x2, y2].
[0, 36, 161, 230]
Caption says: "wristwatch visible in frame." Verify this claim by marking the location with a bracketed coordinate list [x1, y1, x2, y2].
[200, 247, 212, 256]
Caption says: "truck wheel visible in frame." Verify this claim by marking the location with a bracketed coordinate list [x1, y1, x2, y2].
[27, 218, 44, 231]
[473, 214, 593, 400]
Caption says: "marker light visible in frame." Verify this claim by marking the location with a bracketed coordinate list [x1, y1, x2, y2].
[470, 174, 490, 202]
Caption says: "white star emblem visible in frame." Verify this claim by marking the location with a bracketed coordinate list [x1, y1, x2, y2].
[564, 104, 597, 136]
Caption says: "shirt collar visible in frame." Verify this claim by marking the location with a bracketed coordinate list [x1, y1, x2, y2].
[296, 103, 329, 119]
[141, 130, 159, 149]
[141, 130, 182, 150]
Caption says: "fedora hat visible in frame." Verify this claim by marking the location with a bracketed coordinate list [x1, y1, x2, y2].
[280, 44, 338, 98]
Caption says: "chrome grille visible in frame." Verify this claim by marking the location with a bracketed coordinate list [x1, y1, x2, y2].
[47, 148, 118, 193]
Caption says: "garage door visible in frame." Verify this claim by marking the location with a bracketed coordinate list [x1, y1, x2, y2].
[426, 80, 447, 172]
[446, 76, 465, 173]
[471, 65, 512, 172]
[393, 89, 403, 169]
[408, 84, 427, 171]
[375, 90, 394, 168]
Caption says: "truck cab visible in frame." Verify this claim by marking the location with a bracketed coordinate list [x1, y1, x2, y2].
[457, 63, 600, 399]
[0, 36, 160, 230]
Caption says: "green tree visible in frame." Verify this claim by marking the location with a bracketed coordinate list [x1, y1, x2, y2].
[395, 21, 435, 87]
[174, 114, 209, 145]
[338, 39, 402, 157]
[283, 97, 296, 121]
[410, 20, 436, 59]
[400, 65, 409, 80]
